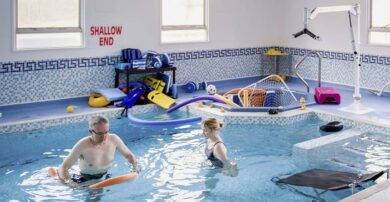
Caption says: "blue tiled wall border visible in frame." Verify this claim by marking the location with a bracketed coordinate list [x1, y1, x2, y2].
[169, 47, 268, 61]
[1, 46, 390, 74]
[0, 56, 122, 74]
[277, 47, 390, 65]
[0, 47, 269, 74]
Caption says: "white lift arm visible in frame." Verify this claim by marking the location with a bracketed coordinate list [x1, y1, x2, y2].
[294, 4, 373, 114]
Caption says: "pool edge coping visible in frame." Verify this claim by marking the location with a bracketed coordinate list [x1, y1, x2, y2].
[2, 105, 390, 134]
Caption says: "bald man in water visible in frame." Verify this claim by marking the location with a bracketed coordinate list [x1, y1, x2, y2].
[59, 115, 138, 186]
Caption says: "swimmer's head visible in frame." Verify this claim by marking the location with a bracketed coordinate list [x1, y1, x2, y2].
[201, 118, 223, 139]
[201, 118, 223, 130]
[89, 115, 109, 144]
[89, 115, 109, 130]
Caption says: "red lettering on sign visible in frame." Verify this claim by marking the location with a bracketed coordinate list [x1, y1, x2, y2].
[90, 26, 122, 35]
[115, 26, 122, 35]
[99, 37, 114, 46]
[92, 26, 121, 46]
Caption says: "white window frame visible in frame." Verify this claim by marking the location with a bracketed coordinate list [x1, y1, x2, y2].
[368, 0, 390, 45]
[160, 0, 209, 44]
[13, 0, 85, 51]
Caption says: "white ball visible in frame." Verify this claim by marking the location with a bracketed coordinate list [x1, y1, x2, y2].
[206, 85, 217, 95]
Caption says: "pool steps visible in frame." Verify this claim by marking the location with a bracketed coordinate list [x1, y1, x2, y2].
[292, 129, 362, 169]
[293, 130, 390, 174]
[328, 133, 390, 173]
[363, 135, 390, 147]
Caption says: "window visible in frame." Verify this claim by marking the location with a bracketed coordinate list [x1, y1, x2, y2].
[15, 0, 84, 50]
[369, 0, 390, 45]
[161, 0, 208, 43]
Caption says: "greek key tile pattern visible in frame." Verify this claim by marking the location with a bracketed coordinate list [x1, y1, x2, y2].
[279, 47, 390, 92]
[278, 47, 355, 61]
[169, 48, 267, 61]
[0, 56, 121, 74]
[278, 47, 390, 65]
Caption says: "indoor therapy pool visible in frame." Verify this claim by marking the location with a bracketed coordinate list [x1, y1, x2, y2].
[0, 110, 353, 201]
[3, 0, 390, 201]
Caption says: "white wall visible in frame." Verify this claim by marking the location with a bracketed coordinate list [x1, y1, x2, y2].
[276, 0, 390, 56]
[0, 0, 279, 62]
[2, 0, 389, 61]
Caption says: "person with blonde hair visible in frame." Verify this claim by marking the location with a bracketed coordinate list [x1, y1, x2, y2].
[201, 118, 237, 175]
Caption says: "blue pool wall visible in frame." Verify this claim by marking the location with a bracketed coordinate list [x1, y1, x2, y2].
[1, 47, 390, 106]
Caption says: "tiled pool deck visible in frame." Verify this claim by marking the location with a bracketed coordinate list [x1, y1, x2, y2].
[1, 76, 389, 126]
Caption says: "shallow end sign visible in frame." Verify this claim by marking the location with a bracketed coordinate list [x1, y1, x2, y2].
[90, 26, 122, 46]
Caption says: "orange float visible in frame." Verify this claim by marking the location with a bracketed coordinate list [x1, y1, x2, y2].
[47, 167, 138, 189]
[88, 173, 138, 189]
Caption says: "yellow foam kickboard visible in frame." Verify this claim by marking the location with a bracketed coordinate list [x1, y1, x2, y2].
[157, 81, 166, 93]
[144, 76, 166, 92]
[147, 90, 176, 109]
[144, 76, 160, 89]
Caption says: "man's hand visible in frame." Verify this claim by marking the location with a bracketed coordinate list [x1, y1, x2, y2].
[61, 178, 84, 189]
[131, 164, 141, 173]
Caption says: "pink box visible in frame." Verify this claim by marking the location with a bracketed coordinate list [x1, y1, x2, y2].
[315, 87, 340, 104]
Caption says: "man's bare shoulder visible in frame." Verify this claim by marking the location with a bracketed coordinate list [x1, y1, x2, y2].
[66, 136, 90, 155]
[74, 136, 91, 147]
[108, 133, 121, 142]
[108, 134, 128, 145]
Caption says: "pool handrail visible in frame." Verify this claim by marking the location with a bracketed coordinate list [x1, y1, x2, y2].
[295, 50, 322, 93]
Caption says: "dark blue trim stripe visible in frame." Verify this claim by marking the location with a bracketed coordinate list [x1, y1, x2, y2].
[278, 47, 355, 61]
[169, 47, 268, 61]
[1, 47, 390, 74]
[278, 47, 390, 65]
[0, 56, 121, 74]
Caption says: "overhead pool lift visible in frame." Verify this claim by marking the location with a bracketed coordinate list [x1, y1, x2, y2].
[293, 4, 374, 114]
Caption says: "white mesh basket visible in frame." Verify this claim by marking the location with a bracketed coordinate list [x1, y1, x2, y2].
[237, 74, 297, 107]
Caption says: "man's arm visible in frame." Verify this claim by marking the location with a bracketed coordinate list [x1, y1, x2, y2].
[113, 135, 138, 172]
[59, 140, 83, 181]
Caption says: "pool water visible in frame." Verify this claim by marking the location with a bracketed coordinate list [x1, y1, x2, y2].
[0, 111, 349, 201]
